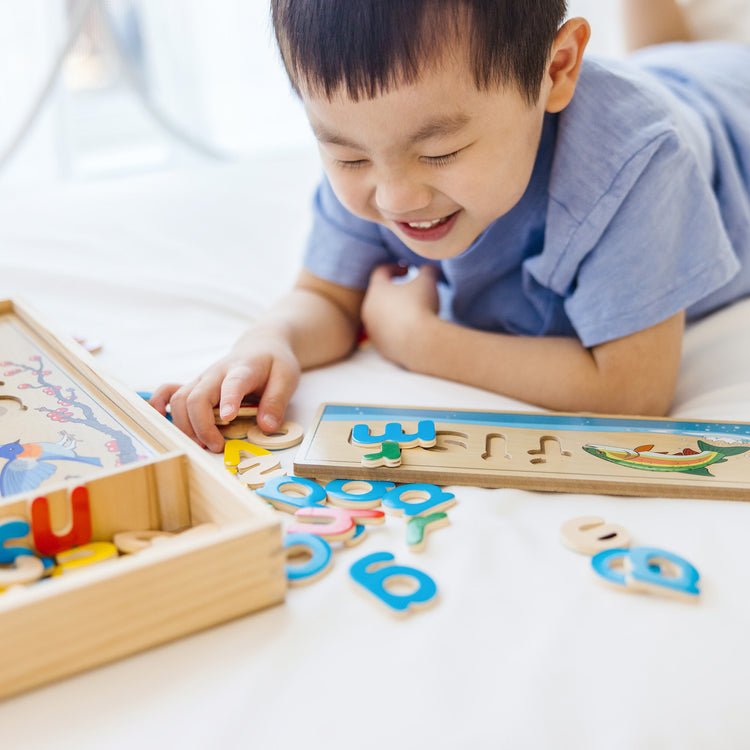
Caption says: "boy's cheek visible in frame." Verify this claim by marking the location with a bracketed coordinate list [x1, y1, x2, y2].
[321, 170, 375, 221]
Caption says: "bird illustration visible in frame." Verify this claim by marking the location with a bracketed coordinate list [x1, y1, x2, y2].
[0, 434, 103, 497]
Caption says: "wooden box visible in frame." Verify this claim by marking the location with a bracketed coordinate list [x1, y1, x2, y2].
[0, 299, 285, 699]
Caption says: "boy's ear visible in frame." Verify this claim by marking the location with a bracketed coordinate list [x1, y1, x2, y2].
[544, 18, 591, 114]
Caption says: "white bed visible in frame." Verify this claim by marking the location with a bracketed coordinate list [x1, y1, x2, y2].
[2, 146, 750, 749]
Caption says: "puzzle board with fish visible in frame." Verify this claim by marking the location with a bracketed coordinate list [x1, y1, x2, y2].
[294, 404, 750, 500]
[0, 300, 284, 700]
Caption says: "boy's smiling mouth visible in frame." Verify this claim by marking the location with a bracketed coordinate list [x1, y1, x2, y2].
[394, 210, 460, 241]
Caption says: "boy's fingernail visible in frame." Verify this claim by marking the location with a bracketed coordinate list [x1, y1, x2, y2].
[262, 414, 279, 432]
[220, 405, 233, 418]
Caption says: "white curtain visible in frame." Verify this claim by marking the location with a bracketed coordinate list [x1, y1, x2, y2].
[137, 0, 310, 156]
[0, 0, 67, 185]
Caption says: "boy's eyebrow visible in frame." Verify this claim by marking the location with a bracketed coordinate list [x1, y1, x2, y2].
[408, 112, 471, 144]
[312, 112, 471, 151]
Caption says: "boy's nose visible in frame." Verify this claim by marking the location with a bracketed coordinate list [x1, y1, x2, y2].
[374, 174, 431, 216]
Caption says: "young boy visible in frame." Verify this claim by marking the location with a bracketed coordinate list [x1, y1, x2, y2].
[153, 0, 750, 453]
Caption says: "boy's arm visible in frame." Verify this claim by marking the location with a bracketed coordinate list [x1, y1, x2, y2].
[362, 264, 684, 416]
[622, 0, 692, 51]
[152, 270, 364, 452]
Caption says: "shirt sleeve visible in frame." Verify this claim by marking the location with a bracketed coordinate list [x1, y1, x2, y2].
[303, 177, 394, 289]
[532, 129, 740, 348]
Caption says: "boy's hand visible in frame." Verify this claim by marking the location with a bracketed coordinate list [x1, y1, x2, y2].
[361, 263, 440, 368]
[150, 271, 363, 453]
[150, 338, 300, 453]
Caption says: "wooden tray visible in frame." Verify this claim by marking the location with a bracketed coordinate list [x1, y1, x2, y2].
[0, 299, 285, 699]
[294, 403, 750, 500]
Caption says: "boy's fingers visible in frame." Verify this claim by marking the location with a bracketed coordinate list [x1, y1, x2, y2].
[369, 263, 400, 284]
[256, 362, 299, 434]
[159, 356, 300, 452]
[219, 365, 264, 423]
[166, 384, 203, 446]
[149, 383, 181, 415]
[184, 380, 229, 453]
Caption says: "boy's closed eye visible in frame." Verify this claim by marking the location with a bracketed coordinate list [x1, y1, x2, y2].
[332, 149, 463, 170]
[333, 158, 370, 169]
[421, 149, 461, 166]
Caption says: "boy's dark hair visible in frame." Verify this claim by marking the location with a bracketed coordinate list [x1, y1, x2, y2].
[271, 0, 568, 105]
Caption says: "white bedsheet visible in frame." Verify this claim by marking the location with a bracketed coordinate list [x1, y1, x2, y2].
[1, 149, 750, 749]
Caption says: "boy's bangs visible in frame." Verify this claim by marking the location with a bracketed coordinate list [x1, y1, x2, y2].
[273, 0, 567, 104]
[274, 1, 461, 101]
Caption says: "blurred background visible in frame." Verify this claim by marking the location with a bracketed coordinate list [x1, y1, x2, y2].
[0, 0, 694, 189]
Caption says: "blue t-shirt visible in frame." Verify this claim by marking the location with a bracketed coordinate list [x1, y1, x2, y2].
[303, 42, 750, 348]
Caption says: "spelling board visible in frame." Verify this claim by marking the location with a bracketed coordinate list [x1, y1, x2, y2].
[294, 403, 750, 500]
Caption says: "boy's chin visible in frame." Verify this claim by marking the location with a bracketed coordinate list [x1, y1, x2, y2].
[397, 228, 478, 262]
[403, 243, 470, 262]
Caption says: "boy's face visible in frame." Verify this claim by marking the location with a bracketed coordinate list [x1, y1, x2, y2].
[303, 53, 551, 262]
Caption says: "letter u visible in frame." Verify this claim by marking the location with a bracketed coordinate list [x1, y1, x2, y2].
[30, 485, 92, 556]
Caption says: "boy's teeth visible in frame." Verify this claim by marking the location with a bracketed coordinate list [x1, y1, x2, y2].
[407, 218, 443, 229]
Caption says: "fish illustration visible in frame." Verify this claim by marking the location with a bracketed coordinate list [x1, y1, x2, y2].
[582, 440, 750, 477]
